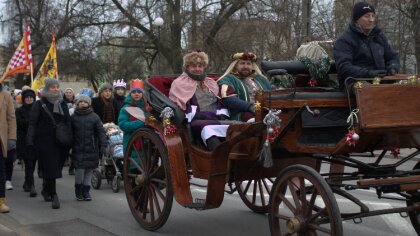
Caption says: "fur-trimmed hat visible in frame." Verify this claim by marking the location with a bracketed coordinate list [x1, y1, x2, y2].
[231, 51, 257, 62]
[75, 94, 92, 106]
[183, 50, 209, 68]
[353, 1, 375, 21]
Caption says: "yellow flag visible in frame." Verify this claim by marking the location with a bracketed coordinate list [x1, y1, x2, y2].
[32, 34, 58, 91]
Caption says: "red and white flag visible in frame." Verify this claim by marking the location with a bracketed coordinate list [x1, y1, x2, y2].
[0, 23, 33, 83]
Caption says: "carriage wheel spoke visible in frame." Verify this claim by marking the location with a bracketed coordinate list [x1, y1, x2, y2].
[150, 185, 162, 215]
[149, 190, 155, 221]
[258, 180, 266, 206]
[288, 179, 302, 210]
[308, 223, 332, 234]
[252, 180, 258, 204]
[274, 212, 291, 221]
[309, 207, 327, 222]
[262, 178, 272, 194]
[299, 177, 307, 211]
[277, 191, 297, 214]
[306, 188, 318, 217]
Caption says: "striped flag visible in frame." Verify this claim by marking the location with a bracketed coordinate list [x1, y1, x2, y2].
[0, 23, 32, 83]
[32, 33, 58, 91]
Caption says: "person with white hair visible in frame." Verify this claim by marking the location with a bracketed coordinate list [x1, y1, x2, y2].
[217, 51, 271, 122]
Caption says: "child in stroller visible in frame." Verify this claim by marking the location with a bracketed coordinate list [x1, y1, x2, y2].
[91, 122, 124, 192]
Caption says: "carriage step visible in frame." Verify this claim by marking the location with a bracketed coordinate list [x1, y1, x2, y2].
[184, 199, 206, 210]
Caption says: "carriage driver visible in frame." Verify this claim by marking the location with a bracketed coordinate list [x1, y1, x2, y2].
[217, 52, 271, 123]
[333, 1, 400, 90]
[169, 50, 229, 150]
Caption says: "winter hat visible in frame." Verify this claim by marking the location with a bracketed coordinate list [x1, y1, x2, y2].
[129, 79, 144, 93]
[43, 78, 59, 92]
[79, 88, 94, 97]
[21, 85, 31, 91]
[14, 89, 22, 97]
[183, 50, 209, 68]
[65, 88, 74, 94]
[75, 94, 92, 106]
[98, 83, 113, 95]
[22, 89, 36, 100]
[352, 2, 375, 21]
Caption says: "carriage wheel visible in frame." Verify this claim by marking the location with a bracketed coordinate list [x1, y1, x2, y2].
[236, 178, 275, 213]
[269, 164, 342, 236]
[124, 128, 173, 231]
[406, 161, 420, 235]
[91, 169, 102, 190]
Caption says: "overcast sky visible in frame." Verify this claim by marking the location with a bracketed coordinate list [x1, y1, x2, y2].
[0, 0, 9, 45]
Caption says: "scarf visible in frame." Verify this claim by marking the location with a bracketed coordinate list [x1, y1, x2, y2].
[74, 106, 93, 115]
[169, 72, 219, 111]
[102, 97, 115, 123]
[41, 90, 64, 115]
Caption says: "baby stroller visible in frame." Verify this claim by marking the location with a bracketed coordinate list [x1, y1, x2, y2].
[91, 123, 124, 193]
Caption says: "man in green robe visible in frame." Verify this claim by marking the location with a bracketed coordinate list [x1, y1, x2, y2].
[217, 52, 271, 122]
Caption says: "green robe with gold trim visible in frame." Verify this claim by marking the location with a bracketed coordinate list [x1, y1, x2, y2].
[217, 73, 271, 120]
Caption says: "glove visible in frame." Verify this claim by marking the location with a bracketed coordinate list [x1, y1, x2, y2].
[248, 105, 256, 115]
[368, 70, 387, 78]
[386, 68, 398, 76]
[7, 139, 16, 151]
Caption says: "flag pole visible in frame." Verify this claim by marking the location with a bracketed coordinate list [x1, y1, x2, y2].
[30, 62, 34, 85]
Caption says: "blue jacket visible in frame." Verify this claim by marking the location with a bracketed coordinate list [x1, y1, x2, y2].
[333, 22, 400, 87]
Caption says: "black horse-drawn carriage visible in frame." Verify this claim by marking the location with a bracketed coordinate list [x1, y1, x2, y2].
[121, 60, 420, 235]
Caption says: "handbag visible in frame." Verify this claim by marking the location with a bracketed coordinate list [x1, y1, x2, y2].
[41, 101, 73, 147]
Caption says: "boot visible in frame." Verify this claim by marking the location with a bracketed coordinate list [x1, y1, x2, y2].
[0, 198, 10, 213]
[23, 181, 31, 192]
[51, 194, 60, 209]
[29, 185, 37, 198]
[75, 184, 84, 201]
[206, 136, 221, 151]
[82, 185, 92, 201]
[41, 181, 52, 202]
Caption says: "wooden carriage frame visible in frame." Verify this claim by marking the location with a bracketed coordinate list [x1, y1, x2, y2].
[121, 66, 420, 235]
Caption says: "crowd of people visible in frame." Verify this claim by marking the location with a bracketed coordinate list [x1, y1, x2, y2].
[0, 1, 400, 215]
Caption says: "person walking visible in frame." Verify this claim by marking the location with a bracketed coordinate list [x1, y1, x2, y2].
[26, 78, 71, 209]
[16, 89, 37, 197]
[0, 82, 17, 213]
[71, 94, 107, 201]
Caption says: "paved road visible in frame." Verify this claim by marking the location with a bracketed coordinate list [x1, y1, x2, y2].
[0, 150, 419, 236]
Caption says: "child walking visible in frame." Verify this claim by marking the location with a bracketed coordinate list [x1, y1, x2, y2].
[71, 94, 107, 201]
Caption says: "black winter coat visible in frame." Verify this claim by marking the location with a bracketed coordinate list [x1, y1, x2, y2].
[333, 22, 400, 88]
[15, 104, 33, 160]
[92, 97, 119, 124]
[26, 98, 71, 179]
[71, 109, 107, 169]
